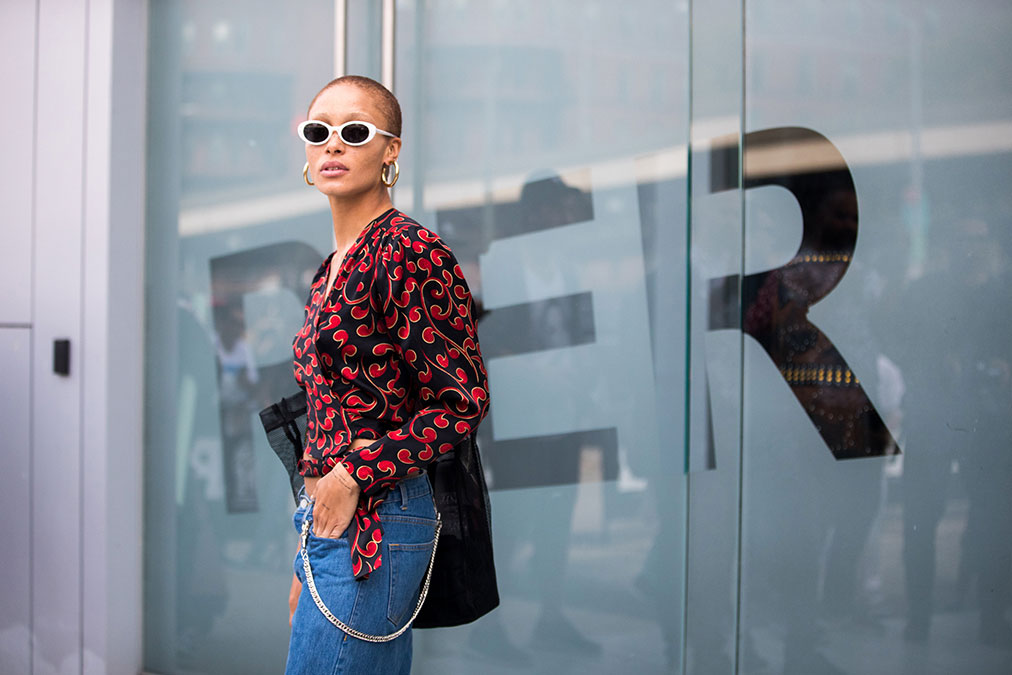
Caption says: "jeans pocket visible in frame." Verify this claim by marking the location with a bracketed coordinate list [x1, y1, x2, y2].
[384, 515, 437, 627]
[305, 501, 349, 542]
[308, 525, 349, 542]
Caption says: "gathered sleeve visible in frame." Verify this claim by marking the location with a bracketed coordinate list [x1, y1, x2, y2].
[337, 227, 489, 577]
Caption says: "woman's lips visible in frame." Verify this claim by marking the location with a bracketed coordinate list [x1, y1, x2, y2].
[319, 161, 348, 178]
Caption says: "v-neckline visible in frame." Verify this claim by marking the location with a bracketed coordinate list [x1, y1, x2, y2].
[314, 207, 395, 328]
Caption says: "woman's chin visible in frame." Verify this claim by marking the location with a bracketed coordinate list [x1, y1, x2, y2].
[316, 182, 365, 199]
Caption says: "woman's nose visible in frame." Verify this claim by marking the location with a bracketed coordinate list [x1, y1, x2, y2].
[325, 131, 344, 152]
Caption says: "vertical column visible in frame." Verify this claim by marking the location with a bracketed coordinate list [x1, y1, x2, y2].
[80, 0, 147, 673]
[380, 0, 394, 89]
[345, 0, 383, 81]
[140, 0, 183, 668]
[31, 0, 86, 671]
[683, 0, 745, 672]
[334, 0, 347, 76]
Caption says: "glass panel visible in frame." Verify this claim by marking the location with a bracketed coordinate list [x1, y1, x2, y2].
[143, 1, 336, 673]
[394, 1, 690, 672]
[739, 1, 1012, 673]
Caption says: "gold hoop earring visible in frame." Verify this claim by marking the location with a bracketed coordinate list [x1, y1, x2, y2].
[381, 161, 400, 188]
[303, 162, 314, 186]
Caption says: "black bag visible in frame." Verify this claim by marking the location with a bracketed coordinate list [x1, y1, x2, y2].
[258, 392, 307, 503]
[258, 391, 500, 628]
[413, 431, 499, 627]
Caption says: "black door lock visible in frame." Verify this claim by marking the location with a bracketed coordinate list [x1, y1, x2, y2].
[53, 339, 70, 376]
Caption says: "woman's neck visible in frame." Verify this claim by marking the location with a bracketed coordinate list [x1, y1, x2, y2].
[327, 190, 394, 252]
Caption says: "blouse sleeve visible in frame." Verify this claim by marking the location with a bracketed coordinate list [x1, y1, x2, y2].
[337, 227, 490, 498]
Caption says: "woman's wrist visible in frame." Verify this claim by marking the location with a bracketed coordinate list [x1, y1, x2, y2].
[328, 462, 360, 494]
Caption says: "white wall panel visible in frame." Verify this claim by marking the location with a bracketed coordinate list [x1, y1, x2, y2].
[0, 329, 32, 674]
[0, 0, 36, 324]
[31, 0, 85, 672]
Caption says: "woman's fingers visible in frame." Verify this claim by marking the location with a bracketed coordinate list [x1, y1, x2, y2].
[313, 505, 351, 537]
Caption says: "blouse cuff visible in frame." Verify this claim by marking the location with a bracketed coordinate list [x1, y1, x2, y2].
[337, 453, 380, 496]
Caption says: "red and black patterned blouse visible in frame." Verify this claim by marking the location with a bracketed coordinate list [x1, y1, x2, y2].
[292, 208, 489, 579]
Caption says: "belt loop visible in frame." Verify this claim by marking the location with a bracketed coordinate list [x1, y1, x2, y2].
[399, 480, 409, 510]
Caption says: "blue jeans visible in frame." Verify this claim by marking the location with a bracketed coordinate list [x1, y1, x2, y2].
[285, 475, 437, 675]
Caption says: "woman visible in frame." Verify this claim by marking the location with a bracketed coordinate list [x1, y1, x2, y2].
[286, 75, 489, 674]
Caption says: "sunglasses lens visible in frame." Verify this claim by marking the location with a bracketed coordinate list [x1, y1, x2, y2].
[340, 123, 372, 145]
[302, 122, 330, 144]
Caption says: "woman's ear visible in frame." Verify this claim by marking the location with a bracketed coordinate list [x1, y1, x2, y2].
[385, 137, 401, 164]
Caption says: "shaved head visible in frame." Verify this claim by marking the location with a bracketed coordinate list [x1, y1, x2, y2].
[308, 75, 402, 137]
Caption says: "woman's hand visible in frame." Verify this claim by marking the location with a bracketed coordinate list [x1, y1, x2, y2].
[289, 573, 302, 625]
[311, 463, 361, 539]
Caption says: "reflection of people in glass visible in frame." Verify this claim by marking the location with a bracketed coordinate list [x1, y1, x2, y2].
[898, 217, 1012, 646]
[213, 298, 261, 511]
[484, 172, 602, 659]
[463, 173, 599, 663]
[177, 302, 228, 665]
[284, 76, 490, 674]
[950, 219, 1012, 648]
[213, 299, 260, 394]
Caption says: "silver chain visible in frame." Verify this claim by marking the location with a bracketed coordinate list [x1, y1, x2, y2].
[298, 513, 441, 643]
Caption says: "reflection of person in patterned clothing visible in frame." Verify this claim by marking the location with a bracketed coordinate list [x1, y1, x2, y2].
[283, 76, 490, 675]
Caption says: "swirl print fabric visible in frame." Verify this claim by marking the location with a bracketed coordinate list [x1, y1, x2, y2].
[292, 208, 489, 579]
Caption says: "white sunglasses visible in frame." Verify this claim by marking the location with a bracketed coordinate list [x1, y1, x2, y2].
[297, 120, 396, 146]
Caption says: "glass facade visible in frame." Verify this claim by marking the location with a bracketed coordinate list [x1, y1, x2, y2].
[394, 3, 690, 671]
[143, 1, 1012, 673]
[734, 3, 1012, 673]
[144, 2, 338, 672]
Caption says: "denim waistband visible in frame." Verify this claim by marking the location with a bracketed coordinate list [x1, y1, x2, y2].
[386, 473, 431, 505]
[295, 473, 430, 508]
